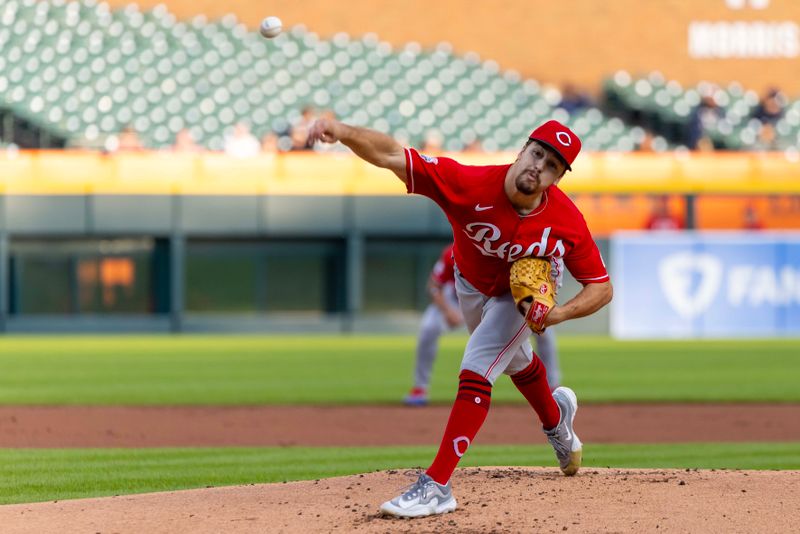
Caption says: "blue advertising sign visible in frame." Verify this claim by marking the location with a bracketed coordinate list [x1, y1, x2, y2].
[611, 232, 800, 339]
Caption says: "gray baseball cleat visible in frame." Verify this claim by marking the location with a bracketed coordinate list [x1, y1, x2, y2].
[544, 386, 583, 476]
[379, 473, 457, 518]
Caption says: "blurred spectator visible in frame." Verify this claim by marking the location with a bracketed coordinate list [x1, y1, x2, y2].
[172, 129, 202, 152]
[687, 95, 720, 151]
[224, 122, 260, 158]
[261, 131, 279, 153]
[117, 125, 143, 151]
[420, 130, 444, 154]
[752, 87, 785, 125]
[558, 83, 592, 114]
[298, 106, 317, 128]
[754, 122, 781, 151]
[290, 123, 312, 151]
[636, 129, 656, 152]
[742, 204, 763, 230]
[4, 142, 19, 157]
[289, 105, 317, 151]
[463, 138, 485, 153]
[644, 195, 684, 230]
[694, 135, 715, 152]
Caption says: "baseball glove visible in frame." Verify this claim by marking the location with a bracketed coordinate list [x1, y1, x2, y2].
[509, 257, 556, 334]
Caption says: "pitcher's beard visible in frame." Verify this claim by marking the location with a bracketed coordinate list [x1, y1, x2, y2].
[516, 175, 538, 195]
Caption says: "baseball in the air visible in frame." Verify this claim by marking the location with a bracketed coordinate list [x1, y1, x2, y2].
[259, 16, 282, 39]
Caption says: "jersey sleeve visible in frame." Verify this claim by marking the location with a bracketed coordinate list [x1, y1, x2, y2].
[564, 219, 610, 285]
[403, 148, 466, 205]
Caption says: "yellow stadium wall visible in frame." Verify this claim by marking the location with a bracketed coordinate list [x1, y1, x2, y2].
[2, 151, 800, 235]
[107, 0, 800, 95]
[3, 151, 799, 195]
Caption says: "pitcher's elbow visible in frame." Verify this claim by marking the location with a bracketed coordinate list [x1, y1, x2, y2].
[603, 281, 614, 306]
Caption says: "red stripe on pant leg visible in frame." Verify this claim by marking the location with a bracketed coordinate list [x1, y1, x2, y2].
[426, 370, 492, 485]
[484, 322, 529, 380]
[511, 357, 560, 429]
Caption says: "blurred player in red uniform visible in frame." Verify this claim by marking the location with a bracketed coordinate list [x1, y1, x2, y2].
[309, 118, 612, 518]
[644, 195, 684, 230]
[742, 203, 763, 230]
[403, 243, 463, 406]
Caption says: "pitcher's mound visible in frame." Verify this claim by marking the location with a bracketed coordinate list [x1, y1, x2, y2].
[1, 467, 798, 533]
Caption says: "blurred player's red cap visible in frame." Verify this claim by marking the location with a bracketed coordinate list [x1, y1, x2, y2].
[528, 120, 581, 171]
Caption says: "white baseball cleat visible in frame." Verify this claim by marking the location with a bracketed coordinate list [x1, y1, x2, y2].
[544, 386, 583, 476]
[379, 473, 457, 518]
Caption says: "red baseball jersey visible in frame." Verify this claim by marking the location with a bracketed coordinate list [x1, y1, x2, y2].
[404, 148, 609, 296]
[431, 244, 456, 285]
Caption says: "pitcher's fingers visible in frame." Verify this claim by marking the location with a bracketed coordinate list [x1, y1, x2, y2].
[307, 129, 322, 145]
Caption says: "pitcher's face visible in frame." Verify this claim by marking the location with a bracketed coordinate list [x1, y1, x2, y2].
[510, 141, 566, 195]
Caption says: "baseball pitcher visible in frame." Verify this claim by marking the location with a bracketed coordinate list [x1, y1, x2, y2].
[308, 118, 612, 518]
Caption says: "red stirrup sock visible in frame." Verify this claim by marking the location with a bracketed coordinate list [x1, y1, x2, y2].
[426, 370, 492, 485]
[511, 356, 560, 430]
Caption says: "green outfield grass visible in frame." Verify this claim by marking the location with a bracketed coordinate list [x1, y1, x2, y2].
[2, 443, 799, 505]
[0, 335, 798, 404]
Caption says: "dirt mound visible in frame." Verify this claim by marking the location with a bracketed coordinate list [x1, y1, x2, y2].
[3, 404, 800, 447]
[1, 467, 797, 533]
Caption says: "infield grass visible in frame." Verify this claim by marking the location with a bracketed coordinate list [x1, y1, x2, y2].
[0, 336, 799, 404]
[2, 442, 799, 505]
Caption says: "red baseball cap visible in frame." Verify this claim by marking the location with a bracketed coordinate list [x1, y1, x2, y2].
[528, 120, 581, 171]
